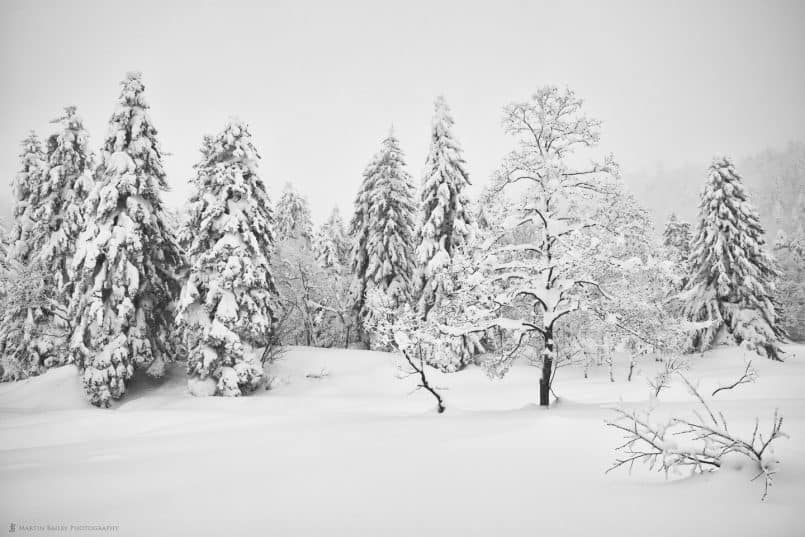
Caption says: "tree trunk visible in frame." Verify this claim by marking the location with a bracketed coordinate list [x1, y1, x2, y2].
[344, 325, 350, 349]
[539, 328, 553, 407]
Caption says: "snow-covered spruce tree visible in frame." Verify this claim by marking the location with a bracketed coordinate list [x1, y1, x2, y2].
[69, 72, 184, 406]
[7, 132, 46, 264]
[663, 213, 692, 264]
[350, 131, 417, 345]
[662, 213, 693, 291]
[177, 120, 279, 396]
[16, 107, 97, 370]
[414, 96, 473, 319]
[682, 157, 783, 360]
[773, 194, 805, 341]
[0, 225, 7, 272]
[0, 132, 52, 380]
[36, 107, 94, 293]
[275, 182, 313, 242]
[311, 207, 354, 347]
[314, 206, 350, 273]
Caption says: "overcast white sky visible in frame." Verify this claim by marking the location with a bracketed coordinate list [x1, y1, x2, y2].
[1, 0, 804, 222]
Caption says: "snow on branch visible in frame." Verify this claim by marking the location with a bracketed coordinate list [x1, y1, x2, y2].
[607, 368, 787, 501]
[647, 356, 689, 398]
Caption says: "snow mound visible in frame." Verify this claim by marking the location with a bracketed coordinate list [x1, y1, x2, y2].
[0, 365, 85, 411]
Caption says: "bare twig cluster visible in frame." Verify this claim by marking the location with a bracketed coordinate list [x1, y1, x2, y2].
[647, 356, 689, 398]
[607, 366, 787, 501]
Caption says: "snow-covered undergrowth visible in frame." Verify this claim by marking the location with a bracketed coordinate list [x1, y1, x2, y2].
[0, 345, 803, 537]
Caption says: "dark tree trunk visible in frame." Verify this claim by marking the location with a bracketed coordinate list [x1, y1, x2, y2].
[539, 327, 553, 407]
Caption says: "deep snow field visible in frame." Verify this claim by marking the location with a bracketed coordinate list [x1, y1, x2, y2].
[1, 344, 804, 537]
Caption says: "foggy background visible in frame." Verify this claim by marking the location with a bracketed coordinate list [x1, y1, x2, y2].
[1, 0, 803, 229]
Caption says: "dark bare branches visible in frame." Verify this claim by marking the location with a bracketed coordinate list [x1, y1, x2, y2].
[401, 349, 445, 414]
[712, 361, 757, 397]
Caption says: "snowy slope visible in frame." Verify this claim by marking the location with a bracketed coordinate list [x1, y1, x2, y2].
[0, 345, 803, 537]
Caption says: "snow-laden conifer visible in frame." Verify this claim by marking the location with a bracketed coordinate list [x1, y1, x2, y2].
[414, 97, 473, 318]
[663, 213, 692, 263]
[349, 132, 417, 339]
[36, 107, 94, 287]
[0, 225, 7, 272]
[69, 73, 184, 406]
[0, 132, 54, 380]
[663, 213, 693, 289]
[27, 107, 97, 366]
[275, 183, 313, 242]
[314, 207, 350, 273]
[682, 156, 783, 359]
[177, 120, 279, 396]
[7, 132, 46, 264]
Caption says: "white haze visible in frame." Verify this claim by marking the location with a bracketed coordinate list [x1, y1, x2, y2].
[1, 0, 804, 225]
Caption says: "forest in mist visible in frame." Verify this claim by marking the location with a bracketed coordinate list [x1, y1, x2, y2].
[623, 142, 805, 238]
[4, 141, 802, 238]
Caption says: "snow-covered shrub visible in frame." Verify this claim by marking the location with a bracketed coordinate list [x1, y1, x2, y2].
[0, 259, 69, 380]
[274, 234, 330, 346]
[363, 289, 446, 413]
[415, 247, 499, 372]
[646, 355, 689, 398]
[272, 185, 347, 347]
[177, 120, 279, 396]
[607, 371, 787, 501]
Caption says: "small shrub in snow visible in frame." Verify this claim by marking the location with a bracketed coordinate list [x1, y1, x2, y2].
[364, 289, 446, 413]
[607, 370, 787, 500]
[305, 368, 329, 380]
[647, 355, 689, 399]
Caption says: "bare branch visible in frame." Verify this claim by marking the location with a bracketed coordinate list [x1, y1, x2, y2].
[712, 361, 757, 397]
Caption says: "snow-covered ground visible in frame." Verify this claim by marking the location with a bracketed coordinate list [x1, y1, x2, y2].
[1, 345, 803, 537]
